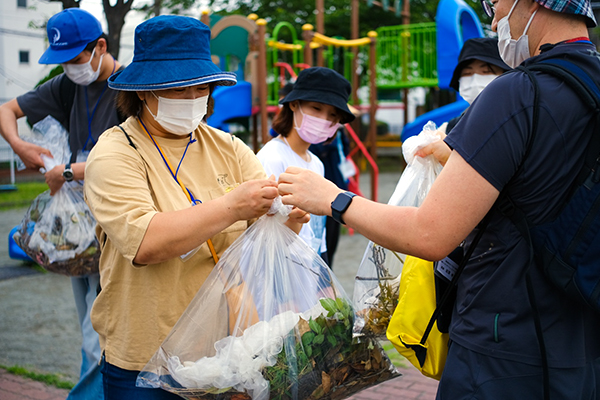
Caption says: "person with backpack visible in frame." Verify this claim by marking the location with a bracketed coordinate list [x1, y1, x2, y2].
[278, 0, 600, 397]
[0, 8, 123, 400]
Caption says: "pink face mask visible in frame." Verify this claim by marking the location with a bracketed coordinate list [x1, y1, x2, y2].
[294, 106, 341, 144]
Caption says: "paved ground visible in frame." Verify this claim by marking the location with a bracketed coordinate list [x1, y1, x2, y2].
[0, 170, 439, 400]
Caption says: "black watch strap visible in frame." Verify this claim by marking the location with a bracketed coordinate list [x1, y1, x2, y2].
[331, 191, 357, 225]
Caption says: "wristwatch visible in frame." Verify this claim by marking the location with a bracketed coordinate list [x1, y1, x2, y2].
[331, 191, 357, 225]
[62, 163, 74, 182]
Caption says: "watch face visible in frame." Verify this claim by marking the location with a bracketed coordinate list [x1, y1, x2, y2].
[63, 169, 74, 181]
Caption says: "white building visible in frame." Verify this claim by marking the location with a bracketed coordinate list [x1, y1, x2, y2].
[0, 0, 61, 104]
[0, 0, 62, 175]
[0, 0, 143, 183]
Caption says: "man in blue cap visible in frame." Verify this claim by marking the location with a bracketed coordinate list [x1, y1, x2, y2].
[0, 8, 123, 400]
[278, 0, 600, 397]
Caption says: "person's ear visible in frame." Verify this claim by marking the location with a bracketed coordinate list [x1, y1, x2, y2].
[137, 91, 147, 102]
[289, 101, 299, 112]
[97, 38, 108, 56]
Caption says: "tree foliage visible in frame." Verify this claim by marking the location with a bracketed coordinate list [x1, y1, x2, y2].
[211, 0, 491, 39]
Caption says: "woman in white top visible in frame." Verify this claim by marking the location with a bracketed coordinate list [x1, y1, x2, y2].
[257, 67, 355, 264]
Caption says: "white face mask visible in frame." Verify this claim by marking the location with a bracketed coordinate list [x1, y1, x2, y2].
[145, 92, 208, 136]
[459, 74, 498, 104]
[497, 0, 538, 69]
[62, 47, 104, 86]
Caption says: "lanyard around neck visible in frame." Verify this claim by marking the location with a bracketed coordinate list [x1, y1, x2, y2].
[138, 117, 220, 263]
[83, 57, 116, 151]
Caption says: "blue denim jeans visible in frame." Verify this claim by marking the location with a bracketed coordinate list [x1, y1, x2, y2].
[67, 274, 103, 400]
[101, 358, 182, 400]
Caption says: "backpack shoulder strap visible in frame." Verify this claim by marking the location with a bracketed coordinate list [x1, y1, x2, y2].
[59, 74, 77, 128]
[116, 125, 137, 149]
[527, 59, 600, 188]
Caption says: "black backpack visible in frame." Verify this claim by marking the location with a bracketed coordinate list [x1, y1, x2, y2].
[505, 57, 600, 314]
[495, 56, 600, 400]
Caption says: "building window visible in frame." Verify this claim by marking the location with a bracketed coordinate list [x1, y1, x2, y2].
[19, 51, 29, 64]
[17, 0, 27, 8]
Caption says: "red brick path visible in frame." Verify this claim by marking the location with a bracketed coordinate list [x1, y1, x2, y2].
[0, 365, 439, 400]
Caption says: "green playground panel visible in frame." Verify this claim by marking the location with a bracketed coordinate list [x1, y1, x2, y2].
[376, 22, 438, 89]
[265, 21, 438, 105]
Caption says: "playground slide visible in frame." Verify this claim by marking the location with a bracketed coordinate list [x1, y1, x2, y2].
[206, 80, 252, 132]
[401, 98, 469, 142]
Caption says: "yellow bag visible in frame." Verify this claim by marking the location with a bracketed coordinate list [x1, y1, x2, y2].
[386, 255, 449, 380]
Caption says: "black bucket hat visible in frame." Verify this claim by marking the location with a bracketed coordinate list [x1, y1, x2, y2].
[280, 67, 355, 124]
[449, 37, 510, 91]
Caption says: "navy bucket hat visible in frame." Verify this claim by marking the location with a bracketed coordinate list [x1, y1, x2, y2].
[108, 15, 236, 91]
[39, 8, 103, 65]
[280, 67, 356, 124]
[449, 37, 510, 91]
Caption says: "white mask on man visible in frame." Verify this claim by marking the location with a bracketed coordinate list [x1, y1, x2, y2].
[459, 74, 498, 104]
[145, 92, 208, 135]
[497, 0, 538, 69]
[62, 47, 104, 86]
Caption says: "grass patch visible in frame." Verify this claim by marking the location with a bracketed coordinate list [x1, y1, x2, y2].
[1, 364, 75, 390]
[381, 341, 410, 369]
[0, 182, 47, 211]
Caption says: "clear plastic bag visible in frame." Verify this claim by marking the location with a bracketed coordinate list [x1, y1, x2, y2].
[137, 198, 399, 400]
[353, 121, 443, 339]
[13, 116, 100, 276]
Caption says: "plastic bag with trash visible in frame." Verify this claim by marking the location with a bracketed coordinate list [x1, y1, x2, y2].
[137, 198, 399, 400]
[13, 116, 100, 276]
[353, 121, 443, 339]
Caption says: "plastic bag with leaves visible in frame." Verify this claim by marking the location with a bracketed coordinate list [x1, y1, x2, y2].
[13, 116, 100, 276]
[137, 198, 399, 400]
[353, 121, 443, 339]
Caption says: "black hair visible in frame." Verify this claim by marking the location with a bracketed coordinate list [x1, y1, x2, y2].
[84, 33, 109, 53]
[271, 102, 295, 137]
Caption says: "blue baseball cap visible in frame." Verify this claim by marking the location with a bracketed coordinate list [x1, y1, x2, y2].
[38, 8, 103, 65]
[108, 15, 237, 91]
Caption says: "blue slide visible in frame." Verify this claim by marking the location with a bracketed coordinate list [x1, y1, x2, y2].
[401, 99, 468, 141]
[207, 80, 252, 132]
[401, 0, 483, 141]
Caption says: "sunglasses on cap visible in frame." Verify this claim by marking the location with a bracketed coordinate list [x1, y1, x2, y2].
[481, 0, 496, 17]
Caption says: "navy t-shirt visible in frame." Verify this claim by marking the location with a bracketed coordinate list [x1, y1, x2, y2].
[18, 69, 122, 158]
[445, 41, 600, 368]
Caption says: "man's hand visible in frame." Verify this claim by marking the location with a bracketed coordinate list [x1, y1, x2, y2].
[13, 140, 52, 171]
[45, 164, 66, 196]
[278, 167, 342, 216]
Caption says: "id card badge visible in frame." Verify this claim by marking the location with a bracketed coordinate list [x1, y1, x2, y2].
[339, 158, 356, 180]
[434, 256, 459, 283]
[180, 201, 204, 262]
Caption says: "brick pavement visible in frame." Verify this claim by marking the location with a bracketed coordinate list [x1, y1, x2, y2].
[0, 368, 70, 400]
[0, 364, 439, 400]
